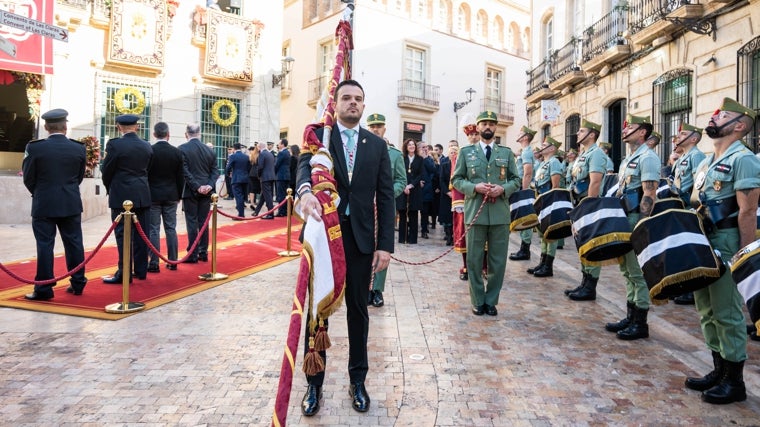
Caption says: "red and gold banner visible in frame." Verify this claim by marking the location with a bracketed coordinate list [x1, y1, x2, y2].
[0, 0, 54, 74]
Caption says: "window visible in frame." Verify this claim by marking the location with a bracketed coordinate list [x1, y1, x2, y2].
[572, 0, 585, 37]
[738, 36, 760, 153]
[652, 69, 693, 163]
[565, 114, 580, 151]
[456, 5, 469, 36]
[100, 80, 152, 158]
[437, 0, 451, 31]
[476, 10, 488, 40]
[282, 44, 292, 89]
[542, 124, 551, 142]
[318, 40, 334, 77]
[309, 0, 318, 19]
[493, 17, 505, 49]
[200, 94, 241, 171]
[418, 0, 427, 17]
[484, 68, 502, 112]
[404, 45, 427, 98]
[544, 16, 554, 58]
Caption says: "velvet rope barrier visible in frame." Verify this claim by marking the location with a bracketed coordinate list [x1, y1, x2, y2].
[216, 198, 288, 221]
[133, 209, 213, 266]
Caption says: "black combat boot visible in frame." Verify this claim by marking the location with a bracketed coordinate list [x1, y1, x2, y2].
[532, 255, 554, 277]
[569, 274, 597, 301]
[444, 226, 453, 246]
[527, 253, 545, 274]
[685, 351, 723, 391]
[605, 301, 635, 332]
[509, 241, 531, 261]
[565, 272, 587, 296]
[702, 359, 747, 404]
[617, 305, 649, 340]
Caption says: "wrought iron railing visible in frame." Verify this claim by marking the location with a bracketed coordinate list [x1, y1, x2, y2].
[56, 0, 88, 9]
[480, 98, 515, 123]
[582, 8, 628, 61]
[629, 0, 692, 34]
[527, 59, 550, 96]
[307, 75, 329, 105]
[549, 39, 581, 81]
[397, 79, 440, 108]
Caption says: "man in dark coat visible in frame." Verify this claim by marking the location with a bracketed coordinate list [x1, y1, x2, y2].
[274, 138, 291, 216]
[225, 142, 251, 218]
[254, 141, 275, 219]
[147, 122, 184, 273]
[179, 123, 219, 263]
[101, 114, 153, 283]
[21, 108, 88, 300]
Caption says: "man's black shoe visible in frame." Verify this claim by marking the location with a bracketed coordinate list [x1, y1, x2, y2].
[472, 305, 485, 315]
[485, 305, 497, 316]
[25, 290, 54, 301]
[182, 258, 198, 264]
[165, 263, 178, 271]
[372, 291, 384, 307]
[349, 382, 370, 412]
[65, 286, 83, 296]
[198, 254, 208, 262]
[102, 273, 131, 284]
[262, 214, 275, 219]
[367, 290, 375, 305]
[301, 384, 322, 416]
[275, 213, 287, 217]
[147, 265, 160, 273]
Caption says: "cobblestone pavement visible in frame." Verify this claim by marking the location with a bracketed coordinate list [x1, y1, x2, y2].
[1, 209, 759, 426]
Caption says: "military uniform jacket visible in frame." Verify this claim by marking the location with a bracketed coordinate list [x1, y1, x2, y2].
[571, 144, 607, 197]
[101, 132, 153, 209]
[534, 155, 562, 194]
[387, 144, 406, 199]
[674, 145, 706, 195]
[22, 134, 86, 217]
[617, 144, 660, 193]
[451, 142, 520, 226]
[692, 141, 760, 208]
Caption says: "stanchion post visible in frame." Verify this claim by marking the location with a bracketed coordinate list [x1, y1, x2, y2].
[200, 193, 229, 281]
[105, 200, 146, 314]
[278, 189, 300, 257]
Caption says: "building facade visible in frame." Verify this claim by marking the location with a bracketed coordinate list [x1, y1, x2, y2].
[526, 0, 760, 170]
[281, 0, 531, 151]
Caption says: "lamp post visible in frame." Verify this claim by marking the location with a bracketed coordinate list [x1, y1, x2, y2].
[272, 56, 295, 88]
[453, 87, 476, 138]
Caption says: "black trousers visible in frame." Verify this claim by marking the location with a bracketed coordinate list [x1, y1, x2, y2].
[397, 209, 418, 243]
[304, 216, 372, 386]
[255, 180, 274, 215]
[32, 214, 86, 291]
[111, 206, 150, 278]
[182, 196, 211, 259]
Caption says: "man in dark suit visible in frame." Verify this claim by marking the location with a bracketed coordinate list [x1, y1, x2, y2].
[179, 123, 219, 263]
[101, 114, 153, 283]
[254, 141, 275, 219]
[21, 108, 88, 300]
[147, 122, 184, 273]
[273, 138, 291, 216]
[296, 79, 395, 416]
[225, 142, 251, 218]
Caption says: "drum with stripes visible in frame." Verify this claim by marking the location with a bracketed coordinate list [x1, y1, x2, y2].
[508, 189, 539, 232]
[730, 239, 760, 331]
[533, 188, 573, 240]
[568, 197, 632, 265]
[656, 178, 677, 199]
[631, 208, 724, 303]
[650, 197, 685, 217]
[601, 173, 620, 198]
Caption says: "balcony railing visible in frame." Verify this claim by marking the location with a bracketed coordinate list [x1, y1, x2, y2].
[307, 75, 329, 106]
[582, 9, 628, 61]
[56, 0, 88, 9]
[397, 79, 440, 109]
[527, 59, 550, 96]
[481, 98, 515, 124]
[549, 39, 582, 81]
[629, 0, 691, 33]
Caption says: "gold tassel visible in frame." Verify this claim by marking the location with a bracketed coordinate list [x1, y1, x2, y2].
[313, 318, 332, 352]
[302, 337, 325, 376]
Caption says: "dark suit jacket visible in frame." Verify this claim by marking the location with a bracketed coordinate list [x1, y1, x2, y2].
[274, 147, 291, 181]
[258, 149, 276, 182]
[179, 138, 219, 198]
[225, 150, 251, 184]
[148, 140, 184, 203]
[297, 126, 395, 255]
[22, 134, 86, 217]
[101, 132, 153, 209]
[396, 155, 423, 211]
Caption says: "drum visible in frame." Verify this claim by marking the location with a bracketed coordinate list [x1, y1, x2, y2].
[508, 189, 539, 232]
[650, 197, 685, 217]
[601, 173, 620, 198]
[533, 188, 573, 240]
[656, 178, 676, 199]
[631, 208, 724, 303]
[568, 197, 632, 265]
[730, 239, 760, 331]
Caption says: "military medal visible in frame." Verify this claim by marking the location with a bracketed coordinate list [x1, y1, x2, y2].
[713, 180, 722, 192]
[499, 166, 506, 180]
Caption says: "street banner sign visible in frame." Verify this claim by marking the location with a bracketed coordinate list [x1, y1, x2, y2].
[0, 9, 68, 42]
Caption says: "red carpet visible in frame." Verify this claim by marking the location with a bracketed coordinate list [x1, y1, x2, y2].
[0, 217, 302, 320]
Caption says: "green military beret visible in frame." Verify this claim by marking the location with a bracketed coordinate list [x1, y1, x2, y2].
[598, 141, 612, 149]
[366, 113, 385, 126]
[626, 114, 650, 125]
[476, 111, 498, 124]
[581, 119, 601, 132]
[544, 136, 561, 149]
[718, 97, 757, 120]
[680, 122, 703, 133]
[557, 149, 566, 158]
[520, 125, 537, 136]
[648, 131, 661, 143]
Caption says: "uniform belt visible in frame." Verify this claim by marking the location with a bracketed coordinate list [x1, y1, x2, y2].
[715, 216, 738, 230]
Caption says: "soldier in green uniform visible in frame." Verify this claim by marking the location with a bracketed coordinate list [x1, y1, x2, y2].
[566, 119, 607, 301]
[526, 136, 563, 277]
[645, 130, 661, 151]
[599, 142, 615, 173]
[366, 113, 406, 308]
[452, 111, 520, 316]
[605, 114, 659, 340]
[670, 122, 707, 305]
[685, 98, 759, 405]
[564, 148, 578, 188]
[509, 126, 537, 261]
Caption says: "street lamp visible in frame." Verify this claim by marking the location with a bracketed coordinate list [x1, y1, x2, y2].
[453, 87, 476, 113]
[272, 56, 295, 88]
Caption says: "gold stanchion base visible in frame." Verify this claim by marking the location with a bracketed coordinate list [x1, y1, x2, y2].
[277, 250, 300, 257]
[105, 301, 146, 313]
[199, 272, 229, 281]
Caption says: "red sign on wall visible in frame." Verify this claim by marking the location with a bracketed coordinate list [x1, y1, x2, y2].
[0, 0, 54, 74]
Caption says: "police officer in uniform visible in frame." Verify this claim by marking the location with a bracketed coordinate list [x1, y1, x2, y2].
[451, 111, 520, 316]
[101, 114, 153, 283]
[22, 109, 88, 300]
[605, 114, 659, 340]
[685, 98, 759, 405]
[526, 136, 563, 277]
[566, 119, 607, 301]
[509, 126, 538, 261]
[366, 113, 406, 308]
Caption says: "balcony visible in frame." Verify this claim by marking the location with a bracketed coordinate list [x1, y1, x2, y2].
[397, 79, 440, 112]
[481, 98, 515, 126]
[547, 40, 586, 92]
[582, 8, 631, 73]
[525, 60, 554, 104]
[307, 75, 329, 108]
[629, 0, 704, 47]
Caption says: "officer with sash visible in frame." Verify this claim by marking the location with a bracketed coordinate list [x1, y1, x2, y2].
[565, 119, 607, 301]
[685, 97, 760, 405]
[509, 125, 537, 261]
[527, 136, 563, 278]
[605, 114, 659, 340]
[366, 113, 406, 308]
[451, 111, 520, 316]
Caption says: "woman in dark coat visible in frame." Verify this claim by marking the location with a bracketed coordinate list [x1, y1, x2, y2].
[438, 145, 457, 245]
[248, 145, 262, 209]
[396, 138, 424, 244]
